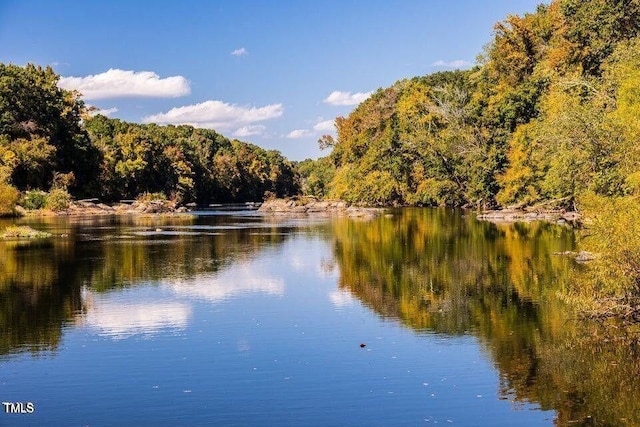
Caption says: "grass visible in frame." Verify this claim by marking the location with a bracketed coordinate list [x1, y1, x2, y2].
[1, 225, 52, 239]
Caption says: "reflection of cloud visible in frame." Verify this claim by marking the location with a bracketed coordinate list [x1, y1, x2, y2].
[329, 289, 354, 307]
[80, 289, 191, 338]
[290, 255, 306, 271]
[168, 266, 284, 302]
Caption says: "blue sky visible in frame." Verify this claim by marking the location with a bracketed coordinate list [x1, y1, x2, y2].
[0, 0, 543, 161]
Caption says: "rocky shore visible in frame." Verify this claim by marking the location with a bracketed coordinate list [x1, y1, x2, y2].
[476, 209, 582, 224]
[21, 199, 188, 217]
[258, 198, 383, 218]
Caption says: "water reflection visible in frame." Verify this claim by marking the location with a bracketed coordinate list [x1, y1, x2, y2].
[0, 214, 295, 355]
[330, 209, 575, 333]
[79, 288, 192, 338]
[2, 210, 640, 425]
[167, 264, 284, 303]
[329, 208, 640, 426]
[328, 289, 355, 308]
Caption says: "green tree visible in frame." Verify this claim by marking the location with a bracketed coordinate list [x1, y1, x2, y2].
[0, 63, 100, 195]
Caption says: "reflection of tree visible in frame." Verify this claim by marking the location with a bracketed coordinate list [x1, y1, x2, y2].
[0, 238, 82, 356]
[332, 209, 574, 333]
[0, 215, 292, 357]
[0, 277, 81, 356]
[331, 209, 640, 426]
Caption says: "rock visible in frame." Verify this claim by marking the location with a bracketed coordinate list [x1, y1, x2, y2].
[552, 250, 597, 262]
[562, 212, 582, 222]
[477, 208, 582, 224]
[131, 200, 177, 214]
[575, 251, 596, 262]
[97, 203, 114, 211]
[258, 198, 383, 218]
[14, 205, 26, 216]
[32, 198, 185, 217]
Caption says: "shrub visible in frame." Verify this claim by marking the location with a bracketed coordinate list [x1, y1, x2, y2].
[136, 192, 167, 202]
[45, 188, 71, 211]
[564, 193, 640, 316]
[0, 182, 20, 216]
[20, 190, 47, 210]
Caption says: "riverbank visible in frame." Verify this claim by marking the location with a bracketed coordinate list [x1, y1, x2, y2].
[258, 198, 383, 218]
[476, 208, 582, 224]
[19, 199, 189, 217]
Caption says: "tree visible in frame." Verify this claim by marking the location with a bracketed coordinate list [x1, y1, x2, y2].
[0, 63, 100, 195]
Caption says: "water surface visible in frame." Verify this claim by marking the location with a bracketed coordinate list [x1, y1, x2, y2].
[1, 209, 638, 426]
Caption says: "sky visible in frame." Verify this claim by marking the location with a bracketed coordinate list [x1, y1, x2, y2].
[0, 0, 543, 161]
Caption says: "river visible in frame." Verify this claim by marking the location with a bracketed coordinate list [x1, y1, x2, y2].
[1, 208, 638, 426]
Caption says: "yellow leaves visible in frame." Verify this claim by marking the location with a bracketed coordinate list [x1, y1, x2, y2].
[411, 178, 460, 207]
[0, 138, 17, 183]
[624, 172, 640, 196]
[488, 12, 544, 84]
[396, 80, 435, 135]
[0, 181, 19, 216]
[497, 122, 543, 206]
[10, 136, 55, 165]
[576, 193, 640, 299]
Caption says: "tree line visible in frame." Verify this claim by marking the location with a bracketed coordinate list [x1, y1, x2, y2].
[300, 0, 640, 211]
[0, 63, 298, 211]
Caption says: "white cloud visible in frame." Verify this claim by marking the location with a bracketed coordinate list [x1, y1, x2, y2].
[286, 129, 312, 139]
[323, 90, 372, 106]
[431, 59, 472, 68]
[88, 107, 118, 117]
[284, 119, 335, 140]
[231, 47, 248, 56]
[313, 119, 335, 132]
[233, 125, 266, 137]
[143, 100, 283, 130]
[59, 68, 191, 100]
